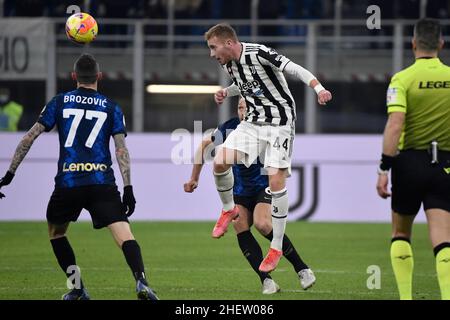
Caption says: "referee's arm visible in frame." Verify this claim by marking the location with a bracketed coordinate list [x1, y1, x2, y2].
[377, 112, 405, 198]
[382, 112, 405, 156]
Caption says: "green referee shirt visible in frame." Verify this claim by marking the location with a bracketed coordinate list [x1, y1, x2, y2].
[386, 57, 450, 151]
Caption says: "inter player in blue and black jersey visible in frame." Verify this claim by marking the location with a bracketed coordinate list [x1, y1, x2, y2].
[184, 98, 315, 294]
[0, 54, 158, 300]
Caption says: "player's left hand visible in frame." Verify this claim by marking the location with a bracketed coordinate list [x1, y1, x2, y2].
[184, 179, 198, 193]
[122, 185, 136, 217]
[317, 90, 332, 105]
[0, 171, 14, 187]
[376, 174, 391, 199]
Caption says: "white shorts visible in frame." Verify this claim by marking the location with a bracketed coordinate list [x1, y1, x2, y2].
[222, 121, 295, 176]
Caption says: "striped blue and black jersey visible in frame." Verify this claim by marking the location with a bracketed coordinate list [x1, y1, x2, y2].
[212, 117, 268, 197]
[38, 87, 126, 188]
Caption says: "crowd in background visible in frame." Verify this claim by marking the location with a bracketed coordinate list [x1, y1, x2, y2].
[2, 0, 450, 20]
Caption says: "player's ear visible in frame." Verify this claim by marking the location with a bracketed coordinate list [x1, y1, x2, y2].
[97, 72, 103, 81]
[411, 38, 416, 51]
[71, 72, 77, 81]
[439, 38, 444, 50]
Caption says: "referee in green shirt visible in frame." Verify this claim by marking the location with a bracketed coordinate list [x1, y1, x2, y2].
[377, 18, 450, 300]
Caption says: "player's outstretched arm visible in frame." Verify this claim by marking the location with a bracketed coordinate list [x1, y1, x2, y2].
[184, 137, 213, 193]
[113, 133, 136, 216]
[283, 62, 332, 105]
[0, 122, 45, 198]
[8, 122, 45, 174]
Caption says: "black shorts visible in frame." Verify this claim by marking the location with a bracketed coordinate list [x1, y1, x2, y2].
[391, 150, 450, 215]
[46, 184, 128, 229]
[234, 188, 271, 213]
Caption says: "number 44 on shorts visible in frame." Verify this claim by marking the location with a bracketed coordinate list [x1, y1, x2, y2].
[273, 137, 289, 151]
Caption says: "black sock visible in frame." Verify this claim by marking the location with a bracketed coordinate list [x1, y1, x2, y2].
[264, 231, 308, 273]
[50, 236, 84, 290]
[122, 240, 147, 284]
[237, 230, 271, 284]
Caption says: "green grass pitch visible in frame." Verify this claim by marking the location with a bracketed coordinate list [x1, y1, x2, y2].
[0, 221, 441, 300]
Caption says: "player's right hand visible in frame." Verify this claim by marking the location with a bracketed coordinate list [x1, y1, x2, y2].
[184, 180, 198, 193]
[317, 89, 332, 105]
[0, 171, 14, 199]
[376, 174, 391, 199]
[214, 88, 227, 105]
[122, 185, 136, 217]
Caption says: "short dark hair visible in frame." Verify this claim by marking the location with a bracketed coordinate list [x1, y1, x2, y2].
[414, 18, 442, 52]
[204, 23, 238, 42]
[74, 53, 100, 84]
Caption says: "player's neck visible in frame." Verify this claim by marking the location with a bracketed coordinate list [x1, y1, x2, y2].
[414, 50, 438, 59]
[232, 42, 243, 61]
[77, 84, 97, 91]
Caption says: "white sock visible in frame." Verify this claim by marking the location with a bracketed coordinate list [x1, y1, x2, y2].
[270, 188, 288, 251]
[214, 168, 235, 211]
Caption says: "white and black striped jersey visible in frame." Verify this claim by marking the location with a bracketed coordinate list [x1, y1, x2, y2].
[223, 42, 296, 126]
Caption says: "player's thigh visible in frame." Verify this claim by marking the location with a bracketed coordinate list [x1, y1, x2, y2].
[108, 221, 135, 247]
[46, 187, 84, 227]
[261, 124, 294, 186]
[213, 146, 241, 172]
[391, 151, 427, 216]
[391, 211, 416, 239]
[425, 209, 450, 248]
[233, 203, 253, 233]
[85, 185, 129, 230]
[220, 122, 260, 168]
[253, 188, 272, 236]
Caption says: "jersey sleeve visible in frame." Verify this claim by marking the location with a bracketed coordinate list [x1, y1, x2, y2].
[257, 47, 291, 71]
[386, 74, 407, 113]
[112, 104, 127, 136]
[37, 95, 59, 132]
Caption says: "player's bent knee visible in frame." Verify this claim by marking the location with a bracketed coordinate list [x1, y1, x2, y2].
[49, 233, 66, 240]
[254, 220, 272, 236]
[213, 161, 231, 174]
[48, 223, 68, 239]
[233, 218, 250, 233]
[268, 174, 286, 192]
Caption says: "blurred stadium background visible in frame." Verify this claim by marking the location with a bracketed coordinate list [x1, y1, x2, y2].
[3, 0, 450, 132]
[0, 0, 446, 300]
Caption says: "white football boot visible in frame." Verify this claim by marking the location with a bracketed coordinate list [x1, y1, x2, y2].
[298, 268, 316, 290]
[262, 278, 281, 295]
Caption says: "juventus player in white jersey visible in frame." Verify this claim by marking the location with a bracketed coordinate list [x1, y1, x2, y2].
[205, 23, 332, 273]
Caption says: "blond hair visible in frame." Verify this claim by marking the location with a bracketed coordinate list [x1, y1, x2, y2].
[204, 23, 238, 42]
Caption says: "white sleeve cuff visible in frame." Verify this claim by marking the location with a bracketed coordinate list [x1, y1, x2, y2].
[284, 61, 316, 85]
[225, 84, 240, 97]
[314, 84, 326, 94]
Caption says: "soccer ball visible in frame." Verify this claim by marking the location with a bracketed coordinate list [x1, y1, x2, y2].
[65, 12, 98, 44]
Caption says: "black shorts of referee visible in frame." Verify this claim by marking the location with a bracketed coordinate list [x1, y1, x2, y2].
[392, 149, 450, 215]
